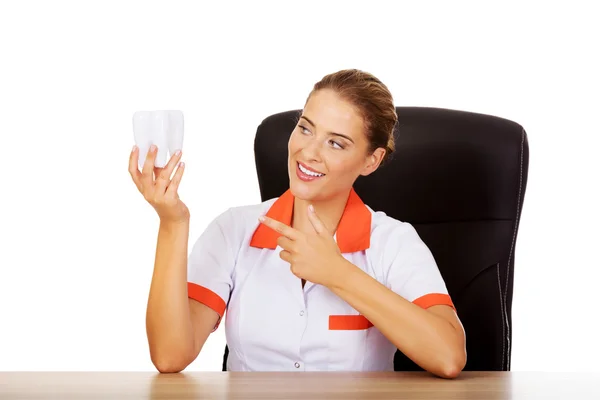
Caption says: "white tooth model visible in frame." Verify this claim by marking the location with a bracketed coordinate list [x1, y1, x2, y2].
[133, 110, 184, 168]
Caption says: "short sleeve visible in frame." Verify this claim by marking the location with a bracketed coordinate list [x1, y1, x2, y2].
[382, 222, 455, 310]
[187, 208, 237, 331]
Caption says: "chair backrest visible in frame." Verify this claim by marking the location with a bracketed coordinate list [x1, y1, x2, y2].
[223, 106, 529, 371]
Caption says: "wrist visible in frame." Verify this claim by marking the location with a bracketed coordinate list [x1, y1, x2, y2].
[327, 256, 356, 292]
[159, 218, 190, 232]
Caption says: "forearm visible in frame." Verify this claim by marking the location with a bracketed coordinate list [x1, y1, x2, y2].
[329, 259, 465, 378]
[146, 219, 194, 367]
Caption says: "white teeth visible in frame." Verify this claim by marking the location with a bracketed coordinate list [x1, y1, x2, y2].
[167, 110, 184, 158]
[298, 163, 324, 177]
[133, 110, 184, 168]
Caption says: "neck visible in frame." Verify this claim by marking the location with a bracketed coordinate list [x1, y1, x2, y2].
[291, 189, 352, 236]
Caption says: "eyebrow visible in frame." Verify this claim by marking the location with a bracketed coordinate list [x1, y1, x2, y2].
[299, 116, 355, 143]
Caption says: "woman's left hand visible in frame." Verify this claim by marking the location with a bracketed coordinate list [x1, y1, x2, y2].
[259, 205, 348, 287]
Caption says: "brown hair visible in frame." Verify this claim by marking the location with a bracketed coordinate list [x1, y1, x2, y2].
[304, 69, 397, 164]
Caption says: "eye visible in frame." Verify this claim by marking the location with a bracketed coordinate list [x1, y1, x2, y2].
[298, 125, 310, 135]
[329, 140, 344, 150]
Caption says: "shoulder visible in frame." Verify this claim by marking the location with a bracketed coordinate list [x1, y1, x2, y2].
[190, 197, 279, 259]
[368, 208, 421, 246]
[367, 207, 430, 264]
[217, 197, 277, 228]
[206, 197, 278, 238]
[366, 209, 443, 292]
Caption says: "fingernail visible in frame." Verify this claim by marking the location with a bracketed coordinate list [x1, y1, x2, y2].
[175, 150, 181, 156]
[150, 144, 157, 152]
[179, 161, 185, 168]
[308, 204, 314, 213]
[131, 145, 137, 153]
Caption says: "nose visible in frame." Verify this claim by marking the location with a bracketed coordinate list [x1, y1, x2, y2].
[302, 136, 322, 162]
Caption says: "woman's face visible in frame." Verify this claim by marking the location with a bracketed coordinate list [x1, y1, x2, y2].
[287, 89, 385, 203]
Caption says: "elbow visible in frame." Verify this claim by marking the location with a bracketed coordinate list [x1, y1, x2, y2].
[437, 363, 462, 379]
[150, 348, 192, 374]
[157, 365, 185, 374]
[153, 356, 188, 373]
[148, 337, 196, 374]
[435, 348, 466, 379]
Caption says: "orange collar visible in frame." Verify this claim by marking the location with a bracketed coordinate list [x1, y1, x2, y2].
[250, 188, 371, 253]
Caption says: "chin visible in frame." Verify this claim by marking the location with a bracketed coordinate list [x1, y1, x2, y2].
[289, 179, 318, 201]
[287, 160, 329, 201]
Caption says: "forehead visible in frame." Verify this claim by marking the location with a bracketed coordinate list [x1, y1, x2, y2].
[303, 89, 365, 138]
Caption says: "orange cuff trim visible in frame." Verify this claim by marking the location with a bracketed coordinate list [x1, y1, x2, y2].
[412, 293, 455, 310]
[329, 315, 374, 330]
[187, 282, 227, 330]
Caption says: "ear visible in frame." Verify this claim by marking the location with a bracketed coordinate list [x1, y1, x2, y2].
[359, 147, 386, 176]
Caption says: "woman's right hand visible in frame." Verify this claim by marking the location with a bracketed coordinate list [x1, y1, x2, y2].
[129, 144, 190, 224]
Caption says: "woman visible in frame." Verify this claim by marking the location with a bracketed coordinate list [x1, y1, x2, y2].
[129, 69, 467, 378]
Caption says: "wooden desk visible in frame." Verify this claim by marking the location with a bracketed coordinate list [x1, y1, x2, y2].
[1, 371, 599, 399]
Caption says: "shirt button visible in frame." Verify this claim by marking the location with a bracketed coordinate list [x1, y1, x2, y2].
[299, 310, 305, 316]
[294, 362, 300, 368]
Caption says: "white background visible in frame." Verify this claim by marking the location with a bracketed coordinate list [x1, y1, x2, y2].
[1, 0, 598, 372]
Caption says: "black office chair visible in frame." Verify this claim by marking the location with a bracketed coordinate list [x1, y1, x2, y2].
[222, 106, 529, 371]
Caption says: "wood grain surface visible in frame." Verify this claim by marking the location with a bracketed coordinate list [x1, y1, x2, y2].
[1, 371, 599, 399]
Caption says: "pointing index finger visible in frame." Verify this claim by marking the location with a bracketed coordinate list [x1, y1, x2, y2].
[259, 216, 300, 240]
[307, 204, 326, 235]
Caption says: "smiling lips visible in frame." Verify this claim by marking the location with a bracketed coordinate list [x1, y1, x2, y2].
[296, 161, 325, 182]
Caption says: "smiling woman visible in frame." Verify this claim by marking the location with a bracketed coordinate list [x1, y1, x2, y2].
[287, 70, 398, 233]
[130, 69, 466, 378]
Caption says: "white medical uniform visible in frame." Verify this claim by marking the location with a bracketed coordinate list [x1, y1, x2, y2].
[187, 189, 454, 371]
